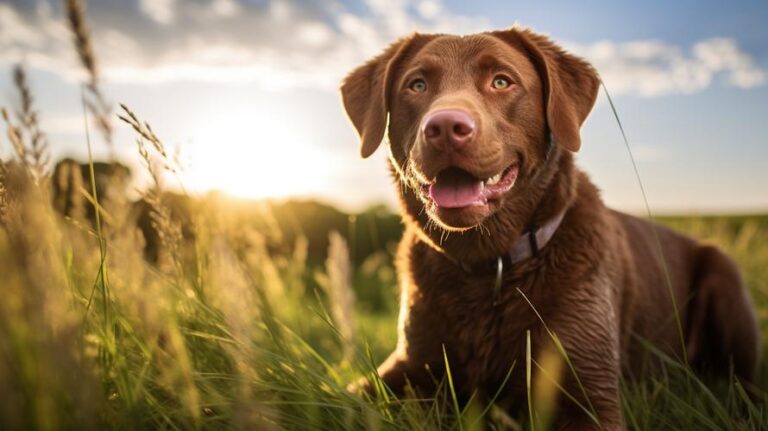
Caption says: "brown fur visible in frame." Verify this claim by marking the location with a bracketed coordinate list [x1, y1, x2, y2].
[340, 27, 760, 430]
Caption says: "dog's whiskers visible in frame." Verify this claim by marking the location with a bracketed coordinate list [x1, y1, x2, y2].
[425, 218, 436, 233]
[400, 166, 419, 198]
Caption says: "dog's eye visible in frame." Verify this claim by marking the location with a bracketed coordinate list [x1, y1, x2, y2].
[491, 76, 511, 90]
[408, 79, 427, 93]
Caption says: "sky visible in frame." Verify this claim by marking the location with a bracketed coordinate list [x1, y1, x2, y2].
[1, 0, 767, 213]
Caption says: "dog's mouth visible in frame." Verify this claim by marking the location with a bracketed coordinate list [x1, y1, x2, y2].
[418, 162, 520, 209]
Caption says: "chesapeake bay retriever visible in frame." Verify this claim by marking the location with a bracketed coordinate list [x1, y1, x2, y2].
[340, 27, 760, 429]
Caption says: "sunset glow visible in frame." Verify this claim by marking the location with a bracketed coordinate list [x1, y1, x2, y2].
[185, 109, 332, 200]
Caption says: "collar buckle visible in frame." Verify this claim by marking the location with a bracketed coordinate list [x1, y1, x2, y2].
[492, 256, 503, 306]
[527, 223, 540, 257]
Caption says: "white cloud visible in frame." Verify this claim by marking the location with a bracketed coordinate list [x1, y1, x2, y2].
[417, 0, 441, 19]
[0, 0, 490, 89]
[0, 4, 45, 46]
[0, 3, 81, 77]
[693, 38, 766, 88]
[0, 0, 764, 97]
[296, 22, 335, 48]
[210, 0, 240, 17]
[140, 0, 176, 25]
[569, 38, 766, 97]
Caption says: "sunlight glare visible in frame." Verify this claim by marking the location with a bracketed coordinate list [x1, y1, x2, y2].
[185, 110, 331, 200]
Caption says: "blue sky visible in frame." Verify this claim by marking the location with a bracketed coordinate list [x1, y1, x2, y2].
[1, 0, 766, 213]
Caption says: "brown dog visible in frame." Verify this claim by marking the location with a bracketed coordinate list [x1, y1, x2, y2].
[340, 27, 760, 429]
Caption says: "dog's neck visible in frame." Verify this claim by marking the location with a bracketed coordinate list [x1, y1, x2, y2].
[396, 146, 578, 265]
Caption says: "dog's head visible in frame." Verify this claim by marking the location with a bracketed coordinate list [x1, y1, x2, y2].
[341, 28, 599, 231]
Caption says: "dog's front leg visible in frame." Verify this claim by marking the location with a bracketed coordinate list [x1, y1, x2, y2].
[375, 349, 442, 395]
[352, 281, 447, 397]
[546, 289, 624, 431]
[349, 341, 444, 397]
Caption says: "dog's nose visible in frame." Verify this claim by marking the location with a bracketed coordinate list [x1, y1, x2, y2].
[422, 109, 475, 150]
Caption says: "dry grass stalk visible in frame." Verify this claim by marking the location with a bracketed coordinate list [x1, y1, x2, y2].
[119, 104, 176, 172]
[64, 0, 97, 85]
[2, 108, 27, 165]
[61, 0, 133, 233]
[323, 231, 357, 360]
[139, 146, 181, 270]
[12, 65, 50, 180]
[119, 105, 183, 270]
[64, 0, 113, 152]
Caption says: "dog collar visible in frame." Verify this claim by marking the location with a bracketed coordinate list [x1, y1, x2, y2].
[490, 208, 567, 303]
[440, 207, 567, 304]
[447, 207, 567, 270]
[508, 208, 567, 264]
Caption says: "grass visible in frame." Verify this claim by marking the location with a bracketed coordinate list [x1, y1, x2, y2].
[1, 1, 767, 428]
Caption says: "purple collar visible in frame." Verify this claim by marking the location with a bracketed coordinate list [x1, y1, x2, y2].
[507, 208, 567, 264]
[437, 208, 568, 304]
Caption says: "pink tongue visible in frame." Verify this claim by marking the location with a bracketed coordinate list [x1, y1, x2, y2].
[429, 177, 484, 208]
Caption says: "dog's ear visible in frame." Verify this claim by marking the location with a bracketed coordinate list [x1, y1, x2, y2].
[494, 28, 600, 152]
[340, 34, 424, 158]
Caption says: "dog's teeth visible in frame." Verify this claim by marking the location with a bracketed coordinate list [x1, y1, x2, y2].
[486, 172, 502, 186]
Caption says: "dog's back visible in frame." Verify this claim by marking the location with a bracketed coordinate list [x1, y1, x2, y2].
[611, 210, 760, 380]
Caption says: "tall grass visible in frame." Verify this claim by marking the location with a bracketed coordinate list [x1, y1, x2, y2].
[2, 99, 767, 428]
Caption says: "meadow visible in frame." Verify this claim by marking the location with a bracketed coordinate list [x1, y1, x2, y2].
[1, 1, 767, 429]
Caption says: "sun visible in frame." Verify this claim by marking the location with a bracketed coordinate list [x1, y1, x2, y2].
[184, 109, 330, 200]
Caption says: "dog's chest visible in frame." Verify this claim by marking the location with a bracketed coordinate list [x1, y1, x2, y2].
[418, 265, 549, 390]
